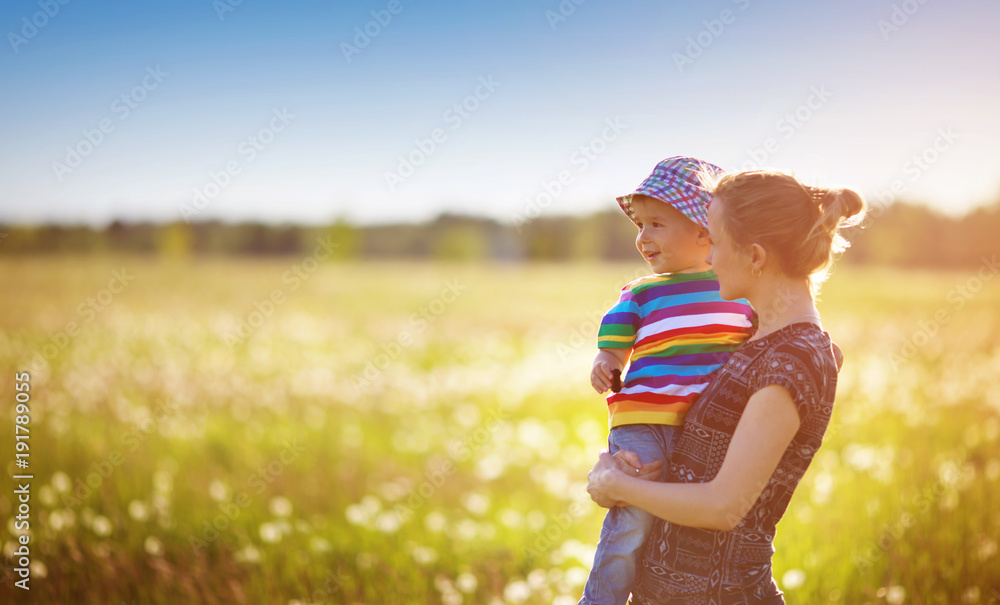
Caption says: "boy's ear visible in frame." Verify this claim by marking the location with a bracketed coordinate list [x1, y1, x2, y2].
[696, 226, 711, 245]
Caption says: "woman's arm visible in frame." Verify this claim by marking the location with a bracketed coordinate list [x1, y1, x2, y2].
[587, 384, 801, 531]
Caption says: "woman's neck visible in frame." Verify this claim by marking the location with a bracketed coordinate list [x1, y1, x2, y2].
[746, 276, 819, 340]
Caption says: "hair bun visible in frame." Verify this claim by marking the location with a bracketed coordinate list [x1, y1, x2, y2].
[812, 187, 865, 228]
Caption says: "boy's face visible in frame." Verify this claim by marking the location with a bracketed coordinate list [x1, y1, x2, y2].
[632, 195, 710, 274]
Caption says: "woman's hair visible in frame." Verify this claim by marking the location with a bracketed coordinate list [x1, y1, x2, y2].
[709, 170, 866, 292]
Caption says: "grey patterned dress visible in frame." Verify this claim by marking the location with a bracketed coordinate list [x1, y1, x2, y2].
[631, 322, 840, 604]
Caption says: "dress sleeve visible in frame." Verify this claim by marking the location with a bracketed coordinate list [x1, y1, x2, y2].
[753, 340, 829, 424]
[597, 285, 639, 350]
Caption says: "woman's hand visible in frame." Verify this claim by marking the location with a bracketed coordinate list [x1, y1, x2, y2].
[614, 450, 664, 482]
[587, 451, 623, 508]
[587, 450, 663, 508]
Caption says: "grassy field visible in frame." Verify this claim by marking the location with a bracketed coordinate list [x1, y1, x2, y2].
[1, 256, 999, 604]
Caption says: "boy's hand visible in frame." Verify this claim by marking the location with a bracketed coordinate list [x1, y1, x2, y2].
[591, 349, 625, 393]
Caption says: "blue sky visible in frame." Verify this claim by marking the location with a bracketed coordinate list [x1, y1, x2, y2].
[1, 0, 998, 225]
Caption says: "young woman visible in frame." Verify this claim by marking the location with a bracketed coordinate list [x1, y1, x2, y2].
[585, 169, 864, 603]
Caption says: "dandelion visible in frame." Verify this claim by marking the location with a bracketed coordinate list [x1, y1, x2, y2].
[153, 470, 173, 494]
[462, 493, 490, 516]
[474, 454, 506, 481]
[128, 500, 149, 522]
[29, 561, 47, 579]
[51, 471, 71, 493]
[259, 522, 282, 544]
[564, 567, 589, 587]
[309, 536, 331, 553]
[234, 545, 261, 563]
[144, 536, 164, 556]
[209, 479, 230, 502]
[269, 496, 293, 518]
[377, 480, 409, 502]
[503, 580, 531, 603]
[781, 569, 806, 590]
[424, 511, 447, 533]
[456, 572, 478, 593]
[499, 508, 522, 528]
[48, 510, 66, 531]
[810, 471, 834, 505]
[39, 485, 57, 508]
[345, 504, 368, 526]
[412, 545, 438, 565]
[375, 511, 402, 534]
[963, 587, 981, 603]
[884, 585, 905, 605]
[454, 519, 478, 541]
[91, 515, 113, 537]
[527, 569, 548, 590]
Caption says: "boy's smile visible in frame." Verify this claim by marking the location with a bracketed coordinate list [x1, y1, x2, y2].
[631, 195, 712, 275]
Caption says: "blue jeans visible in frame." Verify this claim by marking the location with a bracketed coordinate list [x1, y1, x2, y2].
[580, 423, 678, 605]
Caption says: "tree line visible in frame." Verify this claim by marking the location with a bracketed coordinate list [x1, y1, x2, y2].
[1, 200, 997, 269]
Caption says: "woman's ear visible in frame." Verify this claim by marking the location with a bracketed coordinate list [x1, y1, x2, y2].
[749, 243, 767, 274]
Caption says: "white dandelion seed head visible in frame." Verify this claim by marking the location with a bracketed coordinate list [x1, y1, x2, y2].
[259, 522, 282, 544]
[456, 572, 478, 594]
[128, 500, 149, 522]
[209, 480, 230, 502]
[781, 569, 806, 590]
[91, 515, 113, 537]
[503, 580, 531, 603]
[144, 536, 164, 556]
[269, 496, 293, 518]
[51, 471, 71, 493]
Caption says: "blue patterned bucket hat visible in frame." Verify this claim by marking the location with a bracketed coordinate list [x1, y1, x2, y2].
[616, 156, 724, 229]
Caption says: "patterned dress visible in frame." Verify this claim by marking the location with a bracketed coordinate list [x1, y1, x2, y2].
[631, 322, 840, 604]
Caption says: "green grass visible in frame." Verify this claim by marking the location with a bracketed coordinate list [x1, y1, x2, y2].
[1, 257, 999, 604]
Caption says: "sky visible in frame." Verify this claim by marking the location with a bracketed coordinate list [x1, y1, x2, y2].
[1, 0, 999, 226]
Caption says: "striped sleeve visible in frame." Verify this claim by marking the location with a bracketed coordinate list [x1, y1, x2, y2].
[598, 285, 639, 349]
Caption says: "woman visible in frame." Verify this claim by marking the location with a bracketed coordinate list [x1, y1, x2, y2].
[586, 169, 864, 603]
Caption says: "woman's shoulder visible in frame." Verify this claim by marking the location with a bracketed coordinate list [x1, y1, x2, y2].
[749, 323, 839, 382]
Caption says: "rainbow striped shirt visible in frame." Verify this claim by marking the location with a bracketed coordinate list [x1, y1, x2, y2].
[597, 271, 755, 428]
